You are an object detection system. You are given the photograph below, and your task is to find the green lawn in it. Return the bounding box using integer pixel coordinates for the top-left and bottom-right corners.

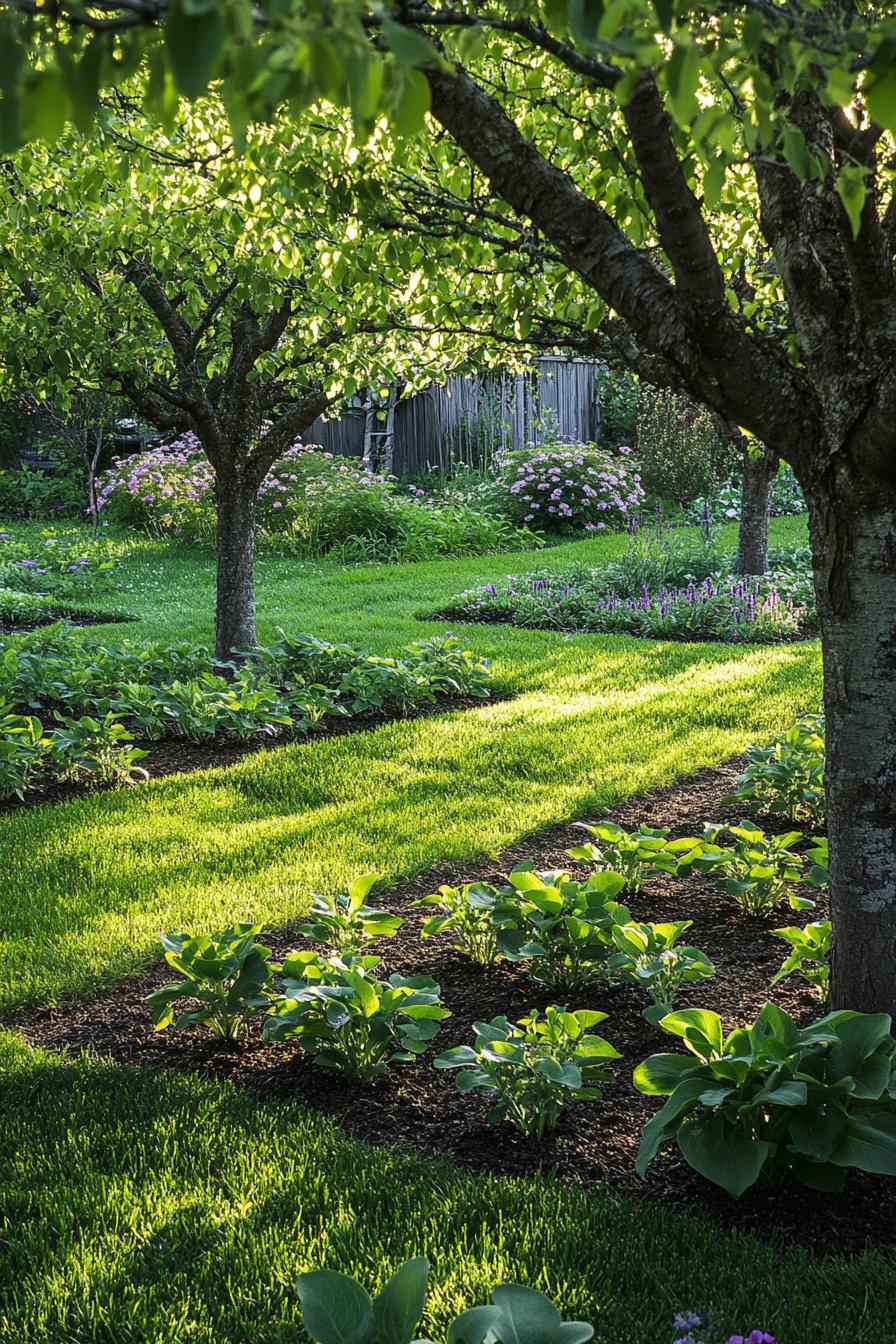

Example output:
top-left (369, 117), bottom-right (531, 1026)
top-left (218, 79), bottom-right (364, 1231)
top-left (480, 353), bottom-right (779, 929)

top-left (3, 517), bottom-right (879, 1344)
top-left (0, 518), bottom-right (819, 1014)
top-left (0, 1033), bottom-right (892, 1344)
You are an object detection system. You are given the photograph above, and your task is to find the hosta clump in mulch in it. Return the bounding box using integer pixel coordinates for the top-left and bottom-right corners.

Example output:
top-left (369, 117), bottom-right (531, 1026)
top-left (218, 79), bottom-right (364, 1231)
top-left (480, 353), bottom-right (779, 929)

top-left (16, 761), bottom-right (893, 1256)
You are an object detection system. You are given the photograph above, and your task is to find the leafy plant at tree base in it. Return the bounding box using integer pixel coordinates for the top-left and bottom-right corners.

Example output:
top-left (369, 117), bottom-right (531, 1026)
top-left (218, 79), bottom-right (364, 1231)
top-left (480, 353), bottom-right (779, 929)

top-left (635, 1004), bottom-right (896, 1197)
top-left (725, 714), bottom-right (825, 824)
top-left (569, 820), bottom-right (701, 895)
top-left (773, 920), bottom-right (831, 999)
top-left (299, 875), bottom-right (402, 953)
top-left (417, 882), bottom-right (502, 965)
top-left (146, 924), bottom-right (277, 1040)
top-left (606, 922), bottom-right (715, 1023)
top-left (49, 711), bottom-right (148, 785)
top-left (295, 1256), bottom-right (594, 1344)
top-left (263, 952), bottom-right (450, 1082)
top-left (435, 1006), bottom-right (619, 1138)
top-left (679, 825), bottom-right (815, 916)
top-left (492, 864), bottom-right (630, 992)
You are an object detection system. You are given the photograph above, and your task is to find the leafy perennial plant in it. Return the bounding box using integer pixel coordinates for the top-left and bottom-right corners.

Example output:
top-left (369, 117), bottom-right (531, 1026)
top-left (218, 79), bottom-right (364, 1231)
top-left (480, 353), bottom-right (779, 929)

top-left (435, 1006), bottom-right (620, 1138)
top-left (635, 1004), bottom-right (896, 1197)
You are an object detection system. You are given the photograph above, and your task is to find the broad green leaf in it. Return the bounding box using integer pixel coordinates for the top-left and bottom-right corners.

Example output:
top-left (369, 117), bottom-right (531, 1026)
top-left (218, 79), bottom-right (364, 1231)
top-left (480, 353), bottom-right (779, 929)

top-left (372, 1258), bottom-right (429, 1344)
top-left (295, 1269), bottom-right (375, 1344)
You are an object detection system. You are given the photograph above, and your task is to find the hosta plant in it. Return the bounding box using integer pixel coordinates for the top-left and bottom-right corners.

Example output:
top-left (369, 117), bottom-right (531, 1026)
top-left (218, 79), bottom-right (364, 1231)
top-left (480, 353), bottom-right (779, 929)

top-left (492, 865), bottom-right (630, 991)
top-left (435, 1006), bottom-right (619, 1138)
top-left (725, 714), bottom-right (825, 824)
top-left (635, 1003), bottom-right (896, 1197)
top-left (607, 921), bottom-right (715, 1023)
top-left (49, 712), bottom-right (148, 784)
top-left (263, 952), bottom-right (450, 1082)
top-left (0, 706), bottom-right (50, 799)
top-left (569, 821), bottom-right (701, 895)
top-left (299, 875), bottom-right (402, 953)
top-left (417, 881), bottom-right (502, 965)
top-left (295, 1257), bottom-right (593, 1344)
top-left (773, 920), bottom-right (831, 998)
top-left (679, 824), bottom-right (815, 915)
top-left (146, 924), bottom-right (277, 1039)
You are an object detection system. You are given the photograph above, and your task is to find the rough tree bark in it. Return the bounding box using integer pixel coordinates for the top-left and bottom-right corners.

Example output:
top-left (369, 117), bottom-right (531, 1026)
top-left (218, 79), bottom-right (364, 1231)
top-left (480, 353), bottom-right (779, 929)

top-left (808, 487), bottom-right (896, 1012)
top-left (735, 447), bottom-right (779, 576)
top-left (214, 464), bottom-right (260, 658)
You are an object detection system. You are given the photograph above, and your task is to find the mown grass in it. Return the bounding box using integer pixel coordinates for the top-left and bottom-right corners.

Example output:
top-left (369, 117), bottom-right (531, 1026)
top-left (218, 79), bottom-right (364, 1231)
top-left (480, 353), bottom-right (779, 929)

top-left (0, 519), bottom-right (819, 1014)
top-left (0, 1033), bottom-right (891, 1344)
top-left (0, 517), bottom-right (852, 1344)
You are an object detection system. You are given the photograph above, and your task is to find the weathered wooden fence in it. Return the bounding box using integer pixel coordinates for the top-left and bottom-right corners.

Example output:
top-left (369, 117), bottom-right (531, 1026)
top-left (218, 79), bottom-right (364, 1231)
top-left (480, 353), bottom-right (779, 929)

top-left (305, 356), bottom-right (601, 476)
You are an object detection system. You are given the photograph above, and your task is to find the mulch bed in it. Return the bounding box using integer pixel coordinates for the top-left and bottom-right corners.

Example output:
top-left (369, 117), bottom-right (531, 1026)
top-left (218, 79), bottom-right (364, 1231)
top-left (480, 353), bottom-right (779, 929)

top-left (0, 693), bottom-right (493, 816)
top-left (14, 759), bottom-right (893, 1258)
top-left (2, 609), bottom-right (136, 633)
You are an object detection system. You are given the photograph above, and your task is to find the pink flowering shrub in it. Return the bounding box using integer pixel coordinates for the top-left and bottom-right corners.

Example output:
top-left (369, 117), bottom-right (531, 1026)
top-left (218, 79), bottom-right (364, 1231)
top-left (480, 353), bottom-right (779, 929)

top-left (496, 440), bottom-right (645, 534)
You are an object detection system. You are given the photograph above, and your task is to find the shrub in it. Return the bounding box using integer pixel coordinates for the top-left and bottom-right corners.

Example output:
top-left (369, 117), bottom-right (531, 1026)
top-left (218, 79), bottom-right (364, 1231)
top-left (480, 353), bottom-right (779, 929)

top-left (146, 924), bottom-right (277, 1039)
top-left (435, 1006), bottom-right (619, 1138)
top-left (495, 440), bottom-right (644, 534)
top-left (679, 824), bottom-right (815, 916)
top-left (634, 1003), bottom-right (896, 1197)
top-left (97, 438), bottom-right (534, 561)
top-left (418, 882), bottom-right (502, 965)
top-left (636, 387), bottom-right (738, 504)
top-left (0, 464), bottom-right (83, 519)
top-left (688, 463), bottom-right (806, 525)
top-left (299, 875), bottom-right (403, 953)
top-left (295, 1257), bottom-right (594, 1344)
top-left (569, 821), bottom-right (701, 895)
top-left (772, 920), bottom-right (831, 998)
top-left (492, 864), bottom-right (630, 991)
top-left (263, 952), bottom-right (450, 1082)
top-left (725, 713), bottom-right (825, 823)
top-left (606, 921), bottom-right (715, 1022)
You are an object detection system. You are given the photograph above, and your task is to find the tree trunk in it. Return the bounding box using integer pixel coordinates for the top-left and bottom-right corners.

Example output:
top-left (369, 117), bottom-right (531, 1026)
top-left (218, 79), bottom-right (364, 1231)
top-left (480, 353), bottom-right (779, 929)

top-left (809, 493), bottom-right (896, 1014)
top-left (735, 447), bottom-right (778, 575)
top-left (214, 469), bottom-right (258, 660)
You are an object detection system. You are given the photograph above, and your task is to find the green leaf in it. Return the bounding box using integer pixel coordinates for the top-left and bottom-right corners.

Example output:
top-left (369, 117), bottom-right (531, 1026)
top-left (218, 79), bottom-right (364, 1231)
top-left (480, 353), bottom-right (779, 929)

top-left (678, 1116), bottom-right (769, 1196)
top-left (165, 0), bottom-right (225, 100)
top-left (372, 1258), bottom-right (429, 1344)
top-left (865, 68), bottom-right (896, 132)
top-left (633, 1052), bottom-right (700, 1095)
top-left (830, 1113), bottom-right (896, 1175)
top-left (295, 1269), bottom-right (375, 1344)
top-left (835, 163), bottom-right (867, 240)
top-left (394, 70), bottom-right (431, 138)
top-left (381, 17), bottom-right (438, 67)
top-left (666, 44), bottom-right (700, 125)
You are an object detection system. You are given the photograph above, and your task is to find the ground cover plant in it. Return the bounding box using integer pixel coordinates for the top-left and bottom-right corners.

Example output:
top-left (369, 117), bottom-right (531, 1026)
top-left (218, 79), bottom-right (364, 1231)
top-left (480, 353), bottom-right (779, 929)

top-left (444, 558), bottom-right (814, 646)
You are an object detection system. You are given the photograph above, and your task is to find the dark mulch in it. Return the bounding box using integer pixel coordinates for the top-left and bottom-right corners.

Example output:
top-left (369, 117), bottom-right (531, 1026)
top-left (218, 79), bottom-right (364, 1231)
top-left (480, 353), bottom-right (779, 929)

top-left (14, 760), bottom-right (891, 1258)
top-left (434, 608), bottom-right (820, 645)
top-left (0, 693), bottom-right (494, 816)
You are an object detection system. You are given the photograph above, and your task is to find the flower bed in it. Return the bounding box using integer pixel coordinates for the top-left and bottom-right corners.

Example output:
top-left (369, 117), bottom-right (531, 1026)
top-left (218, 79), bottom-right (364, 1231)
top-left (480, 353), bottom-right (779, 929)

top-left (95, 436), bottom-right (535, 561)
top-left (441, 555), bottom-right (816, 645)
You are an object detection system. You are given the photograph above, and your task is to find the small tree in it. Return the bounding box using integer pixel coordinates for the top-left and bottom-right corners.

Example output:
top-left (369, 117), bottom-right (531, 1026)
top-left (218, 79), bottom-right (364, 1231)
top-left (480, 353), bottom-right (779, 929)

top-left (1, 98), bottom-right (497, 656)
